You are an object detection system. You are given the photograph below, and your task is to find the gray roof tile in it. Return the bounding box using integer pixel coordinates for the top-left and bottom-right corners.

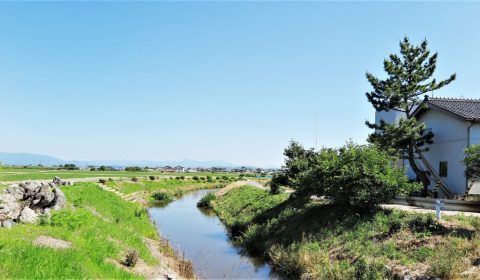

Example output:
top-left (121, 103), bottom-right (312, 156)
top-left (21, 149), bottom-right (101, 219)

top-left (427, 97), bottom-right (480, 121)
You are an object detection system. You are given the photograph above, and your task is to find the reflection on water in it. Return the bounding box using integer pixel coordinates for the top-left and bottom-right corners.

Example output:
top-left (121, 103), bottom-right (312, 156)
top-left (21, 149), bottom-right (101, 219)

top-left (148, 189), bottom-right (279, 279)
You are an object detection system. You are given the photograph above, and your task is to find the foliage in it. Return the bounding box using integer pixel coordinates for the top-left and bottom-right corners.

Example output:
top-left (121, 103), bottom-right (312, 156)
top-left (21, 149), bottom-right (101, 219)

top-left (151, 192), bottom-right (173, 202)
top-left (365, 37), bottom-right (456, 194)
top-left (196, 192), bottom-right (216, 208)
top-left (131, 177), bottom-right (139, 182)
top-left (125, 166), bottom-right (142, 172)
top-left (98, 178), bottom-right (107, 185)
top-left (463, 144), bottom-right (480, 178)
top-left (58, 164), bottom-right (79, 170)
top-left (270, 141), bottom-right (316, 192)
top-left (299, 142), bottom-right (420, 209)
top-left (123, 250), bottom-right (139, 267)
top-left (149, 175), bottom-right (156, 180)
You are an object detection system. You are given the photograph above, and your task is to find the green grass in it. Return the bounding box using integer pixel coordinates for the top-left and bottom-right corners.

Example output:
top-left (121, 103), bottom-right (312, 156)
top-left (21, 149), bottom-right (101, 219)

top-left (213, 186), bottom-right (480, 279)
top-left (0, 166), bottom-right (240, 182)
top-left (0, 182), bottom-right (160, 279)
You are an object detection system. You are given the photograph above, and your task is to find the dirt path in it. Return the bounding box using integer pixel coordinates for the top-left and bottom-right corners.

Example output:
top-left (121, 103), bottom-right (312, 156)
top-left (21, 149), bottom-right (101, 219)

top-left (215, 180), bottom-right (267, 196)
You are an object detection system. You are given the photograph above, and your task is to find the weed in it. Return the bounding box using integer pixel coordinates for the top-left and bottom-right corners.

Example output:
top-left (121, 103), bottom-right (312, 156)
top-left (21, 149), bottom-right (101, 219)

top-left (197, 192), bottom-right (216, 208)
top-left (123, 249), bottom-right (139, 267)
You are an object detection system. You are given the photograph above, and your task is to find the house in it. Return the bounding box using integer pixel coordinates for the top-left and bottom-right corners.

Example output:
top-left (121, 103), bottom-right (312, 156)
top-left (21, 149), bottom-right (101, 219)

top-left (376, 97), bottom-right (480, 196)
top-left (174, 166), bottom-right (185, 172)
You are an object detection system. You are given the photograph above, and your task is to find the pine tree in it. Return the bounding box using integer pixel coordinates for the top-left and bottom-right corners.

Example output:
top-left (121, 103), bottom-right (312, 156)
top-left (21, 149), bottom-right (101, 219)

top-left (365, 37), bottom-right (456, 196)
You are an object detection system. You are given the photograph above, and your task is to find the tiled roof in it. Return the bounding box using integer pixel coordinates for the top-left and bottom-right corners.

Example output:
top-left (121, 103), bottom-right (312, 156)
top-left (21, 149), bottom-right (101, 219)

top-left (426, 97), bottom-right (480, 121)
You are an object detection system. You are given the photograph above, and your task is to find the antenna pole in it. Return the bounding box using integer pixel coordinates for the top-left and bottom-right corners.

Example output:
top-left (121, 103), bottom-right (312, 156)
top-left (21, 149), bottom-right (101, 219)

top-left (315, 113), bottom-right (318, 151)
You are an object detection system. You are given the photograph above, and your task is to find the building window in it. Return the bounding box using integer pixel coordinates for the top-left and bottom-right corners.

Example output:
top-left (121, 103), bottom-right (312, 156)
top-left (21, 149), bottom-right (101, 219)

top-left (439, 161), bottom-right (448, 177)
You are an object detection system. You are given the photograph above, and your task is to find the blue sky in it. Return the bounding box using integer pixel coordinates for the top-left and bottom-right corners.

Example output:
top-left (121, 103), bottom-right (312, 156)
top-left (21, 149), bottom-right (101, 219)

top-left (0, 2), bottom-right (478, 167)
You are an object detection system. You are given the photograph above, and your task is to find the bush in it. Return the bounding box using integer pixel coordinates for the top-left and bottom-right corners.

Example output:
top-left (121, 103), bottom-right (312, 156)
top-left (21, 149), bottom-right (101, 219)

top-left (298, 142), bottom-right (421, 210)
top-left (123, 250), bottom-right (139, 267)
top-left (192, 176), bottom-right (199, 181)
top-left (149, 175), bottom-right (156, 181)
top-left (197, 192), bottom-right (216, 208)
top-left (98, 179), bottom-right (107, 185)
top-left (125, 166), bottom-right (142, 172)
top-left (180, 176), bottom-right (185, 180)
top-left (152, 192), bottom-right (173, 202)
top-left (131, 177), bottom-right (139, 182)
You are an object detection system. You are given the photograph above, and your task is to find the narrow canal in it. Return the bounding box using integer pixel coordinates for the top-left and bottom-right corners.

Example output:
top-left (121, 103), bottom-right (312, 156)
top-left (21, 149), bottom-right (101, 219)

top-left (148, 189), bottom-right (278, 279)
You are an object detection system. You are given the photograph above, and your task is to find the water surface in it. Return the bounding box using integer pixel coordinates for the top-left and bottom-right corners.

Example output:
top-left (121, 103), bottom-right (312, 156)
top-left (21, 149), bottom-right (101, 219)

top-left (149, 189), bottom-right (278, 279)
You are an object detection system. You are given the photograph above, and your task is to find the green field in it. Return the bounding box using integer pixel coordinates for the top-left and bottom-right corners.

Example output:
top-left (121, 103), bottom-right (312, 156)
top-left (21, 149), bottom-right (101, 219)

top-left (0, 166), bottom-right (240, 182)
top-left (0, 183), bottom-right (158, 279)
top-left (213, 186), bottom-right (480, 279)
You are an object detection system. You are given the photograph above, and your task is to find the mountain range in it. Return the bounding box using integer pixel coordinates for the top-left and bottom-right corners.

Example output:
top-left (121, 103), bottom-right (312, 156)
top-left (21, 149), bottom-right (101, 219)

top-left (0, 152), bottom-right (242, 168)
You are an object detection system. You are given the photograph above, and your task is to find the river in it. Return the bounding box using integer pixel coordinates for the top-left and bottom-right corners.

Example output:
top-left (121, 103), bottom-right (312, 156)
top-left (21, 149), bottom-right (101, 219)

top-left (148, 189), bottom-right (279, 279)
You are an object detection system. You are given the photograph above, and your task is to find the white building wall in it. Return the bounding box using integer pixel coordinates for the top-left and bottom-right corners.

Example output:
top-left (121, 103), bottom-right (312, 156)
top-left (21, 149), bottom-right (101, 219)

top-left (417, 110), bottom-right (469, 194)
top-left (375, 109), bottom-right (406, 125)
top-left (471, 124), bottom-right (480, 145)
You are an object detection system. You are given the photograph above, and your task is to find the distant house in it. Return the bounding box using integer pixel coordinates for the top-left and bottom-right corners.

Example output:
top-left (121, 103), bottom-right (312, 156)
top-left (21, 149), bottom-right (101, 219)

top-left (174, 166), bottom-right (185, 172)
top-left (376, 97), bottom-right (480, 196)
top-left (186, 168), bottom-right (198, 173)
top-left (212, 167), bottom-right (227, 172)
top-left (158, 166), bottom-right (175, 173)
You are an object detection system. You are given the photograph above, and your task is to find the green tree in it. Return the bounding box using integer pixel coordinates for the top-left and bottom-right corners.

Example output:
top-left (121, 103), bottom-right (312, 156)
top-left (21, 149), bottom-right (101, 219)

top-left (365, 37), bottom-right (456, 195)
top-left (299, 143), bottom-right (420, 209)
top-left (270, 141), bottom-right (316, 194)
top-left (463, 144), bottom-right (480, 185)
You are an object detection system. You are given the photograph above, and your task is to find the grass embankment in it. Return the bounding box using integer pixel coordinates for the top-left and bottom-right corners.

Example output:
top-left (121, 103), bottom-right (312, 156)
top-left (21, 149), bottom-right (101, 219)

top-left (0, 182), bottom-right (187, 279)
top-left (106, 179), bottom-right (219, 196)
top-left (214, 186), bottom-right (480, 279)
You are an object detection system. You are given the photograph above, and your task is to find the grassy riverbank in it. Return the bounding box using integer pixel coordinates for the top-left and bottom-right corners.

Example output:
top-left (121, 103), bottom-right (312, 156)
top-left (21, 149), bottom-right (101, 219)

top-left (213, 186), bottom-right (480, 279)
top-left (0, 182), bottom-right (193, 279)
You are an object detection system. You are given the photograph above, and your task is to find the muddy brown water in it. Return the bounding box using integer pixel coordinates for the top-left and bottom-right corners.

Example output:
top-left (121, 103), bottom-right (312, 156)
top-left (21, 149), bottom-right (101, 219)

top-left (148, 189), bottom-right (279, 279)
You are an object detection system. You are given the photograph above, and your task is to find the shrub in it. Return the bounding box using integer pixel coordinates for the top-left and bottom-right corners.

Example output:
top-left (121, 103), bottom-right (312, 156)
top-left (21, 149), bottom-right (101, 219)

top-left (108, 178), bottom-right (114, 182)
top-left (180, 176), bottom-right (185, 180)
top-left (149, 175), bottom-right (156, 181)
top-left (98, 179), bottom-right (107, 185)
top-left (152, 192), bottom-right (173, 202)
top-left (197, 192), bottom-right (216, 208)
top-left (298, 142), bottom-right (421, 210)
top-left (123, 250), bottom-right (139, 267)
top-left (131, 177), bottom-right (139, 182)
top-left (125, 166), bottom-right (142, 172)
top-left (192, 176), bottom-right (199, 181)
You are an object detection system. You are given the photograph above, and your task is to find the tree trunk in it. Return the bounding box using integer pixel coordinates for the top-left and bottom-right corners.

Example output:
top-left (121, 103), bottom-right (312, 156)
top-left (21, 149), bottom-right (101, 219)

top-left (407, 142), bottom-right (430, 196)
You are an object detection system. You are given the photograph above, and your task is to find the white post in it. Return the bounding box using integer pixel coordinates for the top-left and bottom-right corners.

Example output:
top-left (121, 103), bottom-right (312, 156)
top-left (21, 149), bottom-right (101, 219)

top-left (435, 199), bottom-right (445, 220)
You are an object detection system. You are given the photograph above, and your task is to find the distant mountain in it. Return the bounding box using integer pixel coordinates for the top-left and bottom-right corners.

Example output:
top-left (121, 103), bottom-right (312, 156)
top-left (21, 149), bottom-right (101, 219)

top-left (0, 152), bottom-right (242, 168)
top-left (0, 152), bottom-right (64, 166)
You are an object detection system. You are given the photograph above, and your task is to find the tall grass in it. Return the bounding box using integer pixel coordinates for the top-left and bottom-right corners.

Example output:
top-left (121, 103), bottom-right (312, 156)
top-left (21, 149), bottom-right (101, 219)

top-left (213, 186), bottom-right (480, 279)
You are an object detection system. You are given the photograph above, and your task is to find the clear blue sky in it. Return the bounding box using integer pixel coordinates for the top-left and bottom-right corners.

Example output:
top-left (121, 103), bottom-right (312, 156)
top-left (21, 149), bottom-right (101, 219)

top-left (0, 2), bottom-right (478, 167)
